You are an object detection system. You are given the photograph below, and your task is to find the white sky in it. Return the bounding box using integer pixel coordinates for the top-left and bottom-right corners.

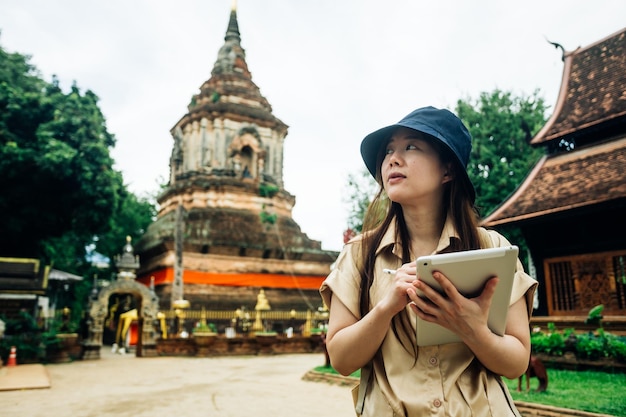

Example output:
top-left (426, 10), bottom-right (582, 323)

top-left (1, 1), bottom-right (625, 252)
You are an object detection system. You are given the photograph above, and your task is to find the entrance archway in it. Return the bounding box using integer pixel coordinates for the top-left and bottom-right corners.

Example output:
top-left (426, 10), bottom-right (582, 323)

top-left (83, 279), bottom-right (159, 359)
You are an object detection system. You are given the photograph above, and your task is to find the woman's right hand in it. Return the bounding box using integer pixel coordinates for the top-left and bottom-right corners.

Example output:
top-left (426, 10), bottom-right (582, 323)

top-left (326, 261), bottom-right (418, 375)
top-left (378, 261), bottom-right (418, 315)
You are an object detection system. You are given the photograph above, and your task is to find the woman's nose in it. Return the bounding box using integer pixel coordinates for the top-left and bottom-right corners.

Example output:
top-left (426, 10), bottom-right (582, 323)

top-left (388, 151), bottom-right (401, 166)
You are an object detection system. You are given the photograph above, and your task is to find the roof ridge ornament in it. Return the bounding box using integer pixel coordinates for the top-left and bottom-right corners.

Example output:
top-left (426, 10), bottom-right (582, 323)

top-left (545, 36), bottom-right (565, 62)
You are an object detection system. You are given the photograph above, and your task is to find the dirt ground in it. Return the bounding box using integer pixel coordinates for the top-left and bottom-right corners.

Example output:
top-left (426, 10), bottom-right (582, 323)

top-left (1, 348), bottom-right (356, 417)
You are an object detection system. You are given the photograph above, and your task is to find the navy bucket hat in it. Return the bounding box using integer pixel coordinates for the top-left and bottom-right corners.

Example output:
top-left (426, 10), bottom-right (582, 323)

top-left (360, 106), bottom-right (475, 202)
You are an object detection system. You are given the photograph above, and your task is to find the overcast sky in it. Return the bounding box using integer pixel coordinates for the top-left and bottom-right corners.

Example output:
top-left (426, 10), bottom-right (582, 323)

top-left (2, 1), bottom-right (625, 252)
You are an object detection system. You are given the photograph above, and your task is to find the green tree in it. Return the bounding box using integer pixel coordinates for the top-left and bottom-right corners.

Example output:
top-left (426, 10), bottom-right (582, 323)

top-left (0, 43), bottom-right (157, 329)
top-left (0, 44), bottom-right (157, 264)
top-left (41, 189), bottom-right (156, 274)
top-left (93, 189), bottom-right (156, 264)
top-left (0, 44), bottom-right (122, 259)
top-left (456, 89), bottom-right (548, 217)
top-left (343, 169), bottom-right (378, 234)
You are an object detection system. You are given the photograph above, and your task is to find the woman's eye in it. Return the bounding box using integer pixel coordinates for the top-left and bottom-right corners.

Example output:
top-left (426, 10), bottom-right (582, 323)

top-left (385, 148), bottom-right (394, 155)
top-left (407, 144), bottom-right (418, 150)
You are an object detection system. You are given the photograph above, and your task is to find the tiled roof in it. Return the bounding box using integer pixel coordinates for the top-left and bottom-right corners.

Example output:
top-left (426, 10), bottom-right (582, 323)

top-left (531, 27), bottom-right (626, 145)
top-left (482, 27), bottom-right (626, 227)
top-left (482, 136), bottom-right (626, 226)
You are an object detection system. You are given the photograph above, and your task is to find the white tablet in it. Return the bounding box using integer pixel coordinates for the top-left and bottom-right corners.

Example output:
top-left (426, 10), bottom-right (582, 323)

top-left (415, 245), bottom-right (519, 346)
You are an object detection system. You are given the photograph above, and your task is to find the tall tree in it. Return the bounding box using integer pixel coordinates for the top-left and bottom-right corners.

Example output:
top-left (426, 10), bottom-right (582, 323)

top-left (456, 89), bottom-right (548, 217)
top-left (0, 44), bottom-right (120, 259)
top-left (343, 169), bottom-right (379, 235)
top-left (93, 189), bottom-right (156, 264)
top-left (0, 43), bottom-right (157, 332)
top-left (0, 43), bottom-right (154, 273)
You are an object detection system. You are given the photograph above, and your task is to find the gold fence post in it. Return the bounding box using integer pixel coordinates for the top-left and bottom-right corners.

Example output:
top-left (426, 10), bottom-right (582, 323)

top-left (303, 310), bottom-right (312, 336)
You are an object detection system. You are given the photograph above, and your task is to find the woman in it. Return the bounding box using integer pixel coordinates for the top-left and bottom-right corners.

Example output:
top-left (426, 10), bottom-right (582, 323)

top-left (320, 106), bottom-right (537, 416)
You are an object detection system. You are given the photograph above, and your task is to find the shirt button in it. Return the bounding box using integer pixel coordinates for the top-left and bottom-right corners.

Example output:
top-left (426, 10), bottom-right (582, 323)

top-left (433, 399), bottom-right (442, 408)
top-left (428, 356), bottom-right (438, 366)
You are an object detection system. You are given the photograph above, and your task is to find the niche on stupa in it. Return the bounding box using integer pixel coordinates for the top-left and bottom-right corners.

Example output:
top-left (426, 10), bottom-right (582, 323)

top-left (228, 126), bottom-right (266, 180)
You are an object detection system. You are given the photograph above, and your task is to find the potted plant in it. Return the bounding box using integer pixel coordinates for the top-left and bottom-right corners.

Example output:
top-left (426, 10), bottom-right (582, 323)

top-left (253, 331), bottom-right (277, 354)
top-left (192, 321), bottom-right (217, 336)
top-left (44, 314), bottom-right (80, 363)
top-left (193, 322), bottom-right (217, 356)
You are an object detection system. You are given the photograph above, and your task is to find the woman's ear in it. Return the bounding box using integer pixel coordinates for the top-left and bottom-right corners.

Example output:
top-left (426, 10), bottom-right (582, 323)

top-left (442, 163), bottom-right (455, 184)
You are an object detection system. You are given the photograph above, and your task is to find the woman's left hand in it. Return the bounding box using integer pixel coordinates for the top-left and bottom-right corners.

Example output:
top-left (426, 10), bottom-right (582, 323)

top-left (407, 271), bottom-right (499, 339)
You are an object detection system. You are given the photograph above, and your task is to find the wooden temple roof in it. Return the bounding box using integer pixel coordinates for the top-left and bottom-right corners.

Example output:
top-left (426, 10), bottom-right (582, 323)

top-left (482, 27), bottom-right (626, 227)
top-left (482, 137), bottom-right (626, 226)
top-left (531, 27), bottom-right (626, 146)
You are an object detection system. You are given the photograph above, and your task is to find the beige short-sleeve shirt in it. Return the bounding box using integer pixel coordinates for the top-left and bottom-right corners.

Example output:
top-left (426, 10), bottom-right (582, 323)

top-left (320, 217), bottom-right (537, 417)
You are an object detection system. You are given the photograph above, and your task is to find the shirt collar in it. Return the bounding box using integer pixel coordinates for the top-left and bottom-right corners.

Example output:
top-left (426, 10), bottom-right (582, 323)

top-left (375, 213), bottom-right (460, 258)
top-left (436, 214), bottom-right (459, 252)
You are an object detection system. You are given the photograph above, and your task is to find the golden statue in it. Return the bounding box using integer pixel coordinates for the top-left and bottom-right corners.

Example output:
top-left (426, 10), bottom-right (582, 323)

top-left (253, 289), bottom-right (271, 332)
top-left (254, 289), bottom-right (271, 311)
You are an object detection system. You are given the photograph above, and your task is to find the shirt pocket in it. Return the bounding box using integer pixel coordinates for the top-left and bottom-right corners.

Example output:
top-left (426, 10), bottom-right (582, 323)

top-left (361, 383), bottom-right (398, 416)
top-left (455, 370), bottom-right (519, 417)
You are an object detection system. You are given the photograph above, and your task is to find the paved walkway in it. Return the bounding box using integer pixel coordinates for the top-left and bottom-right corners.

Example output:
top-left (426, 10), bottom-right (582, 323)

top-left (0, 364), bottom-right (51, 391)
top-left (0, 349), bottom-right (355, 417)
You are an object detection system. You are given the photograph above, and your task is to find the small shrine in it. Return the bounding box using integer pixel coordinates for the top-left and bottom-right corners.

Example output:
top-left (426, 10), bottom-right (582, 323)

top-left (83, 237), bottom-right (160, 359)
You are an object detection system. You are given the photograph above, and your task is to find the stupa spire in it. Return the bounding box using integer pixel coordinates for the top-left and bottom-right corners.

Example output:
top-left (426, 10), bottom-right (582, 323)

top-left (212, 2), bottom-right (247, 76)
top-left (225, 1), bottom-right (241, 43)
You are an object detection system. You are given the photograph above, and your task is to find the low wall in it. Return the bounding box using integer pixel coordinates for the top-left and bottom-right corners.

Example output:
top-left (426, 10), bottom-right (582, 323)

top-left (534, 353), bottom-right (626, 373)
top-left (156, 334), bottom-right (326, 357)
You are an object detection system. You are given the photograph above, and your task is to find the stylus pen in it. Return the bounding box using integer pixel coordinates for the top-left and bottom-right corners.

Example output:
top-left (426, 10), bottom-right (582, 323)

top-left (382, 268), bottom-right (397, 274)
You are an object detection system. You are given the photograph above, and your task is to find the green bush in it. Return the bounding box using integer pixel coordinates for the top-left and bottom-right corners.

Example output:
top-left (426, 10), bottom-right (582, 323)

top-left (259, 183), bottom-right (279, 198)
top-left (608, 337), bottom-right (626, 362)
top-left (531, 322), bottom-right (626, 363)
top-left (0, 311), bottom-right (46, 362)
top-left (260, 210), bottom-right (277, 225)
top-left (575, 332), bottom-right (607, 360)
top-left (0, 311), bottom-right (75, 363)
top-left (531, 323), bottom-right (572, 356)
top-left (193, 322), bottom-right (217, 333)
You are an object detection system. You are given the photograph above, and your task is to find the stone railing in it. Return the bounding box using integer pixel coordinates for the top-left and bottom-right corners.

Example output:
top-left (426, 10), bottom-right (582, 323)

top-left (160, 308), bottom-right (328, 338)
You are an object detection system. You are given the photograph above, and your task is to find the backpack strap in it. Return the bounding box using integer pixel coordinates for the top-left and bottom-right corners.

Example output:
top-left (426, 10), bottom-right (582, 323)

top-left (355, 362), bottom-right (372, 415)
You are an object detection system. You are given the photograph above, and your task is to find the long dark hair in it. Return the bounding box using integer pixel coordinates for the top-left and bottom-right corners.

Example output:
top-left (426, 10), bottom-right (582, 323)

top-left (358, 133), bottom-right (481, 356)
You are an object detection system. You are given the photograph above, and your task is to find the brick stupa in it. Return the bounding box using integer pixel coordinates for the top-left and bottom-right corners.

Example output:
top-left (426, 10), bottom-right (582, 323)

top-left (135, 5), bottom-right (339, 312)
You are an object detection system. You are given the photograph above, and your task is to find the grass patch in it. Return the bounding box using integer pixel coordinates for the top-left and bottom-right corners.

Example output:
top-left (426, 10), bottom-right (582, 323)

top-left (313, 365), bottom-right (361, 379)
top-left (504, 369), bottom-right (626, 417)
top-left (313, 366), bottom-right (626, 416)
top-left (313, 365), bottom-right (360, 379)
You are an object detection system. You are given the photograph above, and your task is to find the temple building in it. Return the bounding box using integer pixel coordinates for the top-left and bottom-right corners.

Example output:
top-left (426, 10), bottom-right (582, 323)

top-left (482, 27), bottom-right (626, 319)
top-left (134, 5), bottom-right (339, 313)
